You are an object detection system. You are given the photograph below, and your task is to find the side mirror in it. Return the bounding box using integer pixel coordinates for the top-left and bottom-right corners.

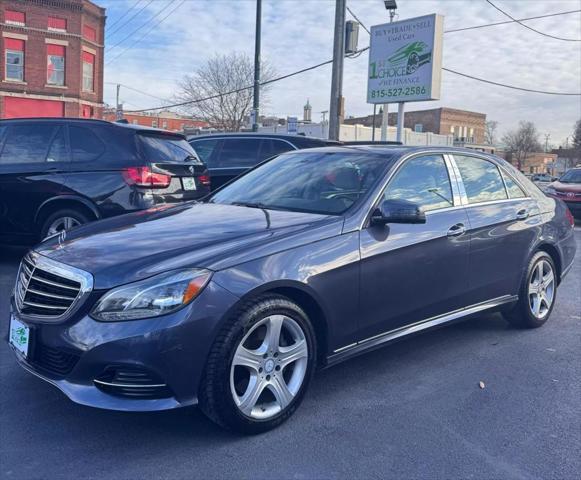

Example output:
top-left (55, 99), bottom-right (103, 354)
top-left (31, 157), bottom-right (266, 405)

top-left (370, 198), bottom-right (426, 226)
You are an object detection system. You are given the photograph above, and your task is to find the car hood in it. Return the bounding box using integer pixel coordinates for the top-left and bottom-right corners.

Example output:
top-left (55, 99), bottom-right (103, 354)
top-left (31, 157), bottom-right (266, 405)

top-left (551, 181), bottom-right (581, 193)
top-left (35, 203), bottom-right (342, 289)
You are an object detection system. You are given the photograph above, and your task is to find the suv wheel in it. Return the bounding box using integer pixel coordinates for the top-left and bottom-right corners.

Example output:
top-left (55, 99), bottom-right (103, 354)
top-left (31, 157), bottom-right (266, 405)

top-left (199, 295), bottom-right (316, 434)
top-left (40, 209), bottom-right (90, 240)
top-left (504, 251), bottom-right (557, 328)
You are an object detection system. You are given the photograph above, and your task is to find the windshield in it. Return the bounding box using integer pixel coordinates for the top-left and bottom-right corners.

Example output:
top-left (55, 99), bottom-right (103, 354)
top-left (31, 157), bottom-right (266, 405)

top-left (559, 169), bottom-right (581, 183)
top-left (209, 151), bottom-right (392, 215)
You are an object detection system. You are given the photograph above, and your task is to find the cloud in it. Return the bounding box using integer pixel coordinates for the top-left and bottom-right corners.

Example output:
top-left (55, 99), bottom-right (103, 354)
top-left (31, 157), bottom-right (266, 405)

top-left (100, 0), bottom-right (581, 144)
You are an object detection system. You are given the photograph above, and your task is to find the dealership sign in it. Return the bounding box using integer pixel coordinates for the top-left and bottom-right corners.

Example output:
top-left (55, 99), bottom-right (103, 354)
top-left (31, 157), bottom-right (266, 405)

top-left (367, 14), bottom-right (444, 104)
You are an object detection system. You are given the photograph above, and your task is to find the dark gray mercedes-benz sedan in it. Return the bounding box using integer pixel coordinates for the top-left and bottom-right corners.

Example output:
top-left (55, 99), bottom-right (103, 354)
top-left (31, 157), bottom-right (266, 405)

top-left (8, 146), bottom-right (577, 433)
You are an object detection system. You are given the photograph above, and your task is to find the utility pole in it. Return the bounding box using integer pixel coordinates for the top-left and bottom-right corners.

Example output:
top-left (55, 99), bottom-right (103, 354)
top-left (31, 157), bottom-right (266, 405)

top-left (252, 0), bottom-right (262, 132)
top-left (115, 84), bottom-right (122, 120)
top-left (329, 0), bottom-right (346, 140)
top-left (544, 133), bottom-right (550, 152)
top-left (380, 1), bottom-right (398, 142)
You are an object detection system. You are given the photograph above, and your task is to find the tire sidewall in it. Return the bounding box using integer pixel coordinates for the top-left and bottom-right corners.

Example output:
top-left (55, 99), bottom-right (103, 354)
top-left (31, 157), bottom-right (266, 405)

top-left (519, 252), bottom-right (557, 328)
top-left (206, 295), bottom-right (317, 434)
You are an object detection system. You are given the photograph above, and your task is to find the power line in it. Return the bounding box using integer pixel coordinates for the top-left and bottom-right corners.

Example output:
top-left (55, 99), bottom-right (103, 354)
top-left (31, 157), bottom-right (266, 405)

top-left (106, 0), bottom-right (186, 65)
top-left (104, 82), bottom-right (172, 103)
top-left (346, 6), bottom-right (370, 35)
top-left (484, 0), bottom-right (581, 41)
top-left (445, 9), bottom-right (581, 33)
top-left (107, 0), bottom-right (176, 51)
top-left (106, 0), bottom-right (143, 31)
top-left (106, 0), bottom-right (154, 39)
top-left (442, 68), bottom-right (581, 96)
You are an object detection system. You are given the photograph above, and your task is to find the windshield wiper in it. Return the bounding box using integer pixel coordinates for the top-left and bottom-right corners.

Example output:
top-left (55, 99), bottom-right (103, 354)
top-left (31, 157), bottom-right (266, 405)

top-left (230, 201), bottom-right (284, 211)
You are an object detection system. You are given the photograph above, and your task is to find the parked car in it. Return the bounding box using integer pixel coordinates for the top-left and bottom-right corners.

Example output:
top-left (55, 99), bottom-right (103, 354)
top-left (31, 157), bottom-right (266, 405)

top-left (545, 167), bottom-right (581, 218)
top-left (531, 173), bottom-right (557, 183)
top-left (189, 133), bottom-right (338, 189)
top-left (0, 118), bottom-right (210, 243)
top-left (9, 146), bottom-right (576, 434)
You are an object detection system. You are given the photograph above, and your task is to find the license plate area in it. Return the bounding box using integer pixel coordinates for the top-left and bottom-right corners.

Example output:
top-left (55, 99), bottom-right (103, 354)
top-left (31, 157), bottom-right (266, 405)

top-left (9, 315), bottom-right (30, 358)
top-left (182, 177), bottom-right (197, 191)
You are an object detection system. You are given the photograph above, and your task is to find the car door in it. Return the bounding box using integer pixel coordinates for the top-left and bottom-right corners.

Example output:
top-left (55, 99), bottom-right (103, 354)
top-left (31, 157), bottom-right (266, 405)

top-left (358, 153), bottom-right (471, 340)
top-left (0, 122), bottom-right (69, 237)
top-left (450, 154), bottom-right (541, 305)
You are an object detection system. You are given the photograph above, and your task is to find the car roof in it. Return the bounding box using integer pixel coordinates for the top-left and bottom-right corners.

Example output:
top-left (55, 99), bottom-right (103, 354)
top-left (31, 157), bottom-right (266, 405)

top-left (188, 132), bottom-right (337, 143)
top-left (0, 117), bottom-right (186, 138)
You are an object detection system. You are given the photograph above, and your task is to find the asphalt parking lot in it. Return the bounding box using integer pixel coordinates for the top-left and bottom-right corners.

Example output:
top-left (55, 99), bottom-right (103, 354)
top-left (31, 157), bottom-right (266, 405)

top-left (1, 229), bottom-right (580, 480)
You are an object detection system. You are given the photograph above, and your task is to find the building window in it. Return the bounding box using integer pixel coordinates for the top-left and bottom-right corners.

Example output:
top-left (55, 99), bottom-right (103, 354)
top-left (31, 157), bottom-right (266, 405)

top-left (83, 25), bottom-right (97, 42)
top-left (132, 120), bottom-right (138, 125)
top-left (5, 39), bottom-right (25, 82)
top-left (162, 120), bottom-right (168, 129)
top-left (152, 120), bottom-right (158, 127)
top-left (47, 45), bottom-right (65, 86)
top-left (450, 125), bottom-right (455, 135)
top-left (414, 124), bottom-right (423, 133)
top-left (82, 52), bottom-right (95, 92)
top-left (48, 17), bottom-right (67, 32)
top-left (81, 105), bottom-right (93, 118)
top-left (5, 10), bottom-right (25, 26)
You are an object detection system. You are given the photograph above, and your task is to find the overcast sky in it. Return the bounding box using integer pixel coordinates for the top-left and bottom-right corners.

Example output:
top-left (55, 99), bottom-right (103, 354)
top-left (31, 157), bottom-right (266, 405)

top-left (100, 0), bottom-right (581, 146)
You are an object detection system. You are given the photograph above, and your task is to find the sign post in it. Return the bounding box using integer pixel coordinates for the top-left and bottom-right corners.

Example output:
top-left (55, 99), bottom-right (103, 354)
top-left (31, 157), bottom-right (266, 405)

top-left (367, 14), bottom-right (444, 143)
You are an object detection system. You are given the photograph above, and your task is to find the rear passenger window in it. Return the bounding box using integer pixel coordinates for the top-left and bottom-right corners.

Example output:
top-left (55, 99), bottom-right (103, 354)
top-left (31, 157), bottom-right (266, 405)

top-left (70, 126), bottom-right (105, 162)
top-left (260, 139), bottom-right (294, 160)
top-left (383, 155), bottom-right (453, 211)
top-left (0, 124), bottom-right (57, 163)
top-left (455, 156), bottom-right (508, 204)
top-left (190, 139), bottom-right (220, 166)
top-left (46, 127), bottom-right (67, 162)
top-left (502, 171), bottom-right (526, 199)
top-left (219, 139), bottom-right (261, 167)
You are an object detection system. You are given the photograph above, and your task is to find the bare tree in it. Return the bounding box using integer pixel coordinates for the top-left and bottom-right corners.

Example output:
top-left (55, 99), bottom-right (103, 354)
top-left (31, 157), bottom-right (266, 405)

top-left (175, 52), bottom-right (276, 132)
top-left (502, 121), bottom-right (542, 171)
top-left (484, 120), bottom-right (498, 145)
top-left (573, 119), bottom-right (581, 151)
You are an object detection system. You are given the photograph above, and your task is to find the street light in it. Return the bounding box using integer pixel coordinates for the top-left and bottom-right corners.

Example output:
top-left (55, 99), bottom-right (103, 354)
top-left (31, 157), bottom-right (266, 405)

top-left (384, 0), bottom-right (397, 22)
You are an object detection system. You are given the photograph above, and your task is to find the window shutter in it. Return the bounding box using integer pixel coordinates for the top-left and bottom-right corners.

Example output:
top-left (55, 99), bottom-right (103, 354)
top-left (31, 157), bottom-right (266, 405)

top-left (48, 17), bottom-right (67, 30)
top-left (5, 38), bottom-right (25, 51)
top-left (5, 10), bottom-right (25, 24)
top-left (47, 45), bottom-right (65, 56)
top-left (83, 25), bottom-right (97, 41)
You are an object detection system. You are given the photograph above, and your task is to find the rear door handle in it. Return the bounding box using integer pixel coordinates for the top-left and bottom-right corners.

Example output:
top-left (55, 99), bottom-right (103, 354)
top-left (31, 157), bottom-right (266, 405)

top-left (447, 223), bottom-right (466, 237)
top-left (516, 209), bottom-right (529, 220)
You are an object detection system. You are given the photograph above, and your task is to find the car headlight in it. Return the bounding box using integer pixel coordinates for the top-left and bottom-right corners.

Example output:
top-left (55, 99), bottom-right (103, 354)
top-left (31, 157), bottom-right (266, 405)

top-left (91, 269), bottom-right (212, 321)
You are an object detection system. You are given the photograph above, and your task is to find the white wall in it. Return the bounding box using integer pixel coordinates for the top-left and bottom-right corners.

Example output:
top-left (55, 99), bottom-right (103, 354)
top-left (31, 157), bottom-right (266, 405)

top-left (258, 122), bottom-right (453, 146)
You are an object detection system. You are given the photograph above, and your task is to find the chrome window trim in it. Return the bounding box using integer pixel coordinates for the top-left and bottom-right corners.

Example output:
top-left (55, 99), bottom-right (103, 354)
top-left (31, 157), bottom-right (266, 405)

top-left (356, 150), bottom-right (460, 230)
top-left (14, 251), bottom-right (94, 323)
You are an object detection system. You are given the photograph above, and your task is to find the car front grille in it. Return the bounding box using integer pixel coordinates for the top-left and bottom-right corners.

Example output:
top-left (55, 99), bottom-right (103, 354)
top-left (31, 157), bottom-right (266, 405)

top-left (15, 253), bottom-right (93, 320)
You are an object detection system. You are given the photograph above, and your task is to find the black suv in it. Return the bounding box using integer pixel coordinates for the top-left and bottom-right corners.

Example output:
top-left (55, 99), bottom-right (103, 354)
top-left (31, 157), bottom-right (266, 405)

top-left (189, 133), bottom-right (337, 189)
top-left (0, 118), bottom-right (210, 244)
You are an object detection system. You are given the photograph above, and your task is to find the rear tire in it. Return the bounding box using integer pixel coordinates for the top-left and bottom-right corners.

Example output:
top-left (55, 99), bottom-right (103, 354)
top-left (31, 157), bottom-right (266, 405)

top-left (504, 251), bottom-right (557, 329)
top-left (199, 294), bottom-right (317, 434)
top-left (39, 208), bottom-right (90, 241)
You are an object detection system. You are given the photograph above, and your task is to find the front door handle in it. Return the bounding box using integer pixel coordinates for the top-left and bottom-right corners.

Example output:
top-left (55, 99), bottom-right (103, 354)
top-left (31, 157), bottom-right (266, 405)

top-left (516, 209), bottom-right (529, 220)
top-left (447, 223), bottom-right (466, 237)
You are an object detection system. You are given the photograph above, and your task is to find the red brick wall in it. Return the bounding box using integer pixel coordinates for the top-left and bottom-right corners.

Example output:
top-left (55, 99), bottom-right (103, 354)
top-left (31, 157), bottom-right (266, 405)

top-left (102, 111), bottom-right (210, 132)
top-left (0, 0), bottom-right (105, 118)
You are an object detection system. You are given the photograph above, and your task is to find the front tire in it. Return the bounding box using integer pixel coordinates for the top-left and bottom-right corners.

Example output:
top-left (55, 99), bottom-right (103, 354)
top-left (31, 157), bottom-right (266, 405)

top-left (199, 295), bottom-right (317, 434)
top-left (504, 251), bottom-right (557, 329)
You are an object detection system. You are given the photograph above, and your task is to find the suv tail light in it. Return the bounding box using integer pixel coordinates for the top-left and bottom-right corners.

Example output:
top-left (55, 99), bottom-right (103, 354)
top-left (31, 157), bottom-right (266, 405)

top-left (123, 167), bottom-right (171, 188)
top-left (565, 207), bottom-right (575, 228)
top-left (199, 174), bottom-right (211, 187)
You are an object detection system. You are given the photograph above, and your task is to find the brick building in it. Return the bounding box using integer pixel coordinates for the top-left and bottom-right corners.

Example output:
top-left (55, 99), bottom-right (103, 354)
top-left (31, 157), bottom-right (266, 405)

top-left (345, 107), bottom-right (487, 144)
top-left (102, 109), bottom-right (209, 132)
top-left (0, 0), bottom-right (105, 119)
top-left (499, 151), bottom-right (558, 174)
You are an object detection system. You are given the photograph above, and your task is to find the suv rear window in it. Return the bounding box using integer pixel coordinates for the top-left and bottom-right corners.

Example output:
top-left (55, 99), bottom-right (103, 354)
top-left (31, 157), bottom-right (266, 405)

top-left (0, 124), bottom-right (58, 164)
top-left (140, 135), bottom-right (200, 163)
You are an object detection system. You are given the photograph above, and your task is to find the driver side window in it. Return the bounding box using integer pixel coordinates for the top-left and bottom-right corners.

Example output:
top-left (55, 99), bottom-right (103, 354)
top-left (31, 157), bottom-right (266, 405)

top-left (382, 155), bottom-right (454, 212)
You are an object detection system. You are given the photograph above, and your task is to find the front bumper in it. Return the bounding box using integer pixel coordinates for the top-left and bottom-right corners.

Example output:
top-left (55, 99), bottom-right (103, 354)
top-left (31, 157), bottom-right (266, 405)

top-left (8, 280), bottom-right (240, 412)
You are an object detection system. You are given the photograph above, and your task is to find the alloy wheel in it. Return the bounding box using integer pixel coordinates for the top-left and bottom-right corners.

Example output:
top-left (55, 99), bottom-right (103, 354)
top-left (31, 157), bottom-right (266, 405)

top-left (46, 216), bottom-right (81, 238)
top-left (230, 314), bottom-right (309, 420)
top-left (528, 259), bottom-right (555, 319)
